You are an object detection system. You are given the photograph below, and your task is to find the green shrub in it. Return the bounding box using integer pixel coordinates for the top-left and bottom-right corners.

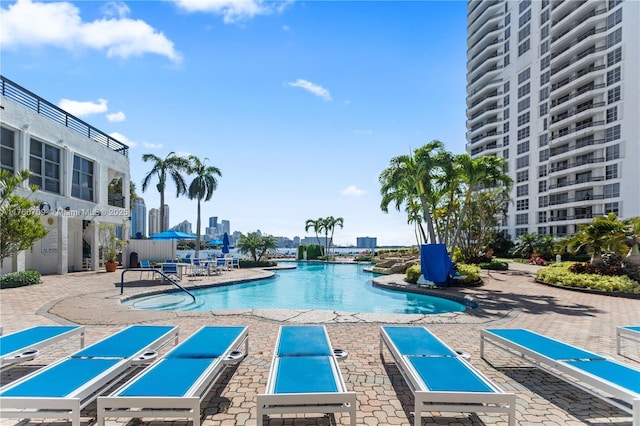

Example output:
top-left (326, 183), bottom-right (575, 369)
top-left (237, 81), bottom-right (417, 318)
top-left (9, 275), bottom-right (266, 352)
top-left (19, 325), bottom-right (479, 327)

top-left (405, 264), bottom-right (421, 283)
top-left (239, 259), bottom-right (276, 268)
top-left (478, 261), bottom-right (509, 270)
top-left (455, 263), bottom-right (480, 283)
top-left (536, 262), bottom-right (640, 294)
top-left (0, 270), bottom-right (41, 288)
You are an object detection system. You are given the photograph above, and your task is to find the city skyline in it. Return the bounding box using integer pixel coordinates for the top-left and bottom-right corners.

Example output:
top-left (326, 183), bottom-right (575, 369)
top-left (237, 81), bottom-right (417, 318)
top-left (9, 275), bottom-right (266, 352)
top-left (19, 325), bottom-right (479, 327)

top-left (0, 0), bottom-right (468, 247)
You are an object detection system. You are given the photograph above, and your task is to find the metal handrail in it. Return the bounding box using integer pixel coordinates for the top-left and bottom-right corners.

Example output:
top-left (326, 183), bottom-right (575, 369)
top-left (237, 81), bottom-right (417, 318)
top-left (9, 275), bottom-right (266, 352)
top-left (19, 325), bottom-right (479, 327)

top-left (120, 268), bottom-right (197, 303)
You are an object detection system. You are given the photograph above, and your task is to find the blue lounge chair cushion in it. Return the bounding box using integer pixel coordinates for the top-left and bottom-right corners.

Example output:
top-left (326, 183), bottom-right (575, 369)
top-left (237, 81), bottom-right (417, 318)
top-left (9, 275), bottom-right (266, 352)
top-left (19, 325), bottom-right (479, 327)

top-left (408, 356), bottom-right (495, 393)
top-left (167, 326), bottom-right (245, 359)
top-left (277, 326), bottom-right (331, 357)
top-left (0, 358), bottom-right (120, 397)
top-left (623, 326), bottom-right (640, 333)
top-left (382, 326), bottom-right (456, 356)
top-left (564, 359), bottom-right (640, 393)
top-left (485, 329), bottom-right (603, 361)
top-left (118, 358), bottom-right (215, 397)
top-left (0, 326), bottom-right (79, 356)
top-left (274, 356), bottom-right (338, 394)
top-left (74, 325), bottom-right (175, 358)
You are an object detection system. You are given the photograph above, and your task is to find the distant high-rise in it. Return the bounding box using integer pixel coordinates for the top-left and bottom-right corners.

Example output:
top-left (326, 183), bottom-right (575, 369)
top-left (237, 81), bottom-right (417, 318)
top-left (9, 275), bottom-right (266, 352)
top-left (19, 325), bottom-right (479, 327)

top-left (220, 220), bottom-right (231, 236)
top-left (162, 204), bottom-right (170, 231)
top-left (130, 197), bottom-right (146, 238)
top-left (356, 237), bottom-right (377, 250)
top-left (466, 0), bottom-right (639, 239)
top-left (173, 220), bottom-right (192, 235)
top-left (209, 216), bottom-right (218, 228)
top-left (148, 208), bottom-right (160, 236)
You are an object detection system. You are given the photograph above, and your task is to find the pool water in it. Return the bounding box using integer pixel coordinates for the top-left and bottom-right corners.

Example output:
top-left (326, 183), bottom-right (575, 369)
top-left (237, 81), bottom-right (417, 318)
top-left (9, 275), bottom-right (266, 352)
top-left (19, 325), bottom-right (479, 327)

top-left (125, 262), bottom-right (468, 314)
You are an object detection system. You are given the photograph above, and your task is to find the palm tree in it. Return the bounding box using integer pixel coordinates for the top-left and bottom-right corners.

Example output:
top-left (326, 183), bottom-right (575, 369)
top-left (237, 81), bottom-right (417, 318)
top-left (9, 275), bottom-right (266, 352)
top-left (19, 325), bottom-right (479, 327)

top-left (237, 233), bottom-right (277, 261)
top-left (449, 154), bottom-right (512, 254)
top-left (187, 155), bottom-right (222, 258)
top-left (623, 217), bottom-right (640, 266)
top-left (559, 213), bottom-right (627, 266)
top-left (305, 218), bottom-right (325, 248)
top-left (323, 216), bottom-right (344, 257)
top-left (141, 152), bottom-right (190, 232)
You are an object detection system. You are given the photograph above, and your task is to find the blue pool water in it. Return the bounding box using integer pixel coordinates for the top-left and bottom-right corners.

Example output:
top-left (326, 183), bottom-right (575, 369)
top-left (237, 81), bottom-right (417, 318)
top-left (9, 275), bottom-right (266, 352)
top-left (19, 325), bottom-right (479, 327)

top-left (125, 262), bottom-right (468, 314)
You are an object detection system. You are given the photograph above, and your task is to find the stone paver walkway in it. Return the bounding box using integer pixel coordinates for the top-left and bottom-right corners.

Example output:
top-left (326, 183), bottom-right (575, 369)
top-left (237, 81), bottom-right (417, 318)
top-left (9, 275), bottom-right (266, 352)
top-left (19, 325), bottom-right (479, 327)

top-left (1, 262), bottom-right (639, 426)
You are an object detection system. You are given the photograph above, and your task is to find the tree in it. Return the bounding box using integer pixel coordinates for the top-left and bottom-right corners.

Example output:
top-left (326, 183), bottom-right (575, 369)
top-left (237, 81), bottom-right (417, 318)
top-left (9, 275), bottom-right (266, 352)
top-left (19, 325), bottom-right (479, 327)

top-left (512, 232), bottom-right (541, 259)
top-left (141, 152), bottom-right (190, 232)
top-left (305, 218), bottom-right (325, 248)
top-left (187, 156), bottom-right (222, 258)
top-left (559, 213), bottom-right (627, 266)
top-left (0, 170), bottom-right (48, 266)
top-left (322, 216), bottom-right (344, 257)
top-left (237, 233), bottom-right (278, 261)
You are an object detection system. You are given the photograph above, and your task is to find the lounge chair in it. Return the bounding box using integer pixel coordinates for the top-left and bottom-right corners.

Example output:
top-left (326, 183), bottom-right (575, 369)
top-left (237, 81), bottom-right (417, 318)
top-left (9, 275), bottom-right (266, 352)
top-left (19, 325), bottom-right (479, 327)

top-left (97, 325), bottom-right (248, 426)
top-left (481, 328), bottom-right (640, 425)
top-left (1, 325), bottom-right (85, 370)
top-left (380, 326), bottom-right (515, 426)
top-left (617, 325), bottom-right (640, 357)
top-left (139, 259), bottom-right (153, 280)
top-left (161, 262), bottom-right (181, 281)
top-left (257, 325), bottom-right (356, 426)
top-left (0, 324), bottom-right (179, 426)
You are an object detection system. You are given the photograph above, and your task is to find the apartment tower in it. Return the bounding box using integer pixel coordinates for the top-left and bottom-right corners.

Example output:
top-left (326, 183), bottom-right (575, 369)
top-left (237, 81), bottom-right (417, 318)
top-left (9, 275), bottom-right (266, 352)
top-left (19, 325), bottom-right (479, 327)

top-left (466, 0), bottom-right (639, 240)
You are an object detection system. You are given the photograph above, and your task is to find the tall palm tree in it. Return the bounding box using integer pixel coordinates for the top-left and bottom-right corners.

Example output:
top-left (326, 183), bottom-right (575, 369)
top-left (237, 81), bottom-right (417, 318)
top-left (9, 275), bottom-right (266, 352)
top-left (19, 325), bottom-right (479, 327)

top-left (323, 216), bottom-right (344, 257)
top-left (187, 155), bottom-right (222, 258)
top-left (559, 213), bottom-right (628, 266)
top-left (449, 154), bottom-right (512, 254)
top-left (141, 152), bottom-right (190, 232)
top-left (305, 218), bottom-right (325, 249)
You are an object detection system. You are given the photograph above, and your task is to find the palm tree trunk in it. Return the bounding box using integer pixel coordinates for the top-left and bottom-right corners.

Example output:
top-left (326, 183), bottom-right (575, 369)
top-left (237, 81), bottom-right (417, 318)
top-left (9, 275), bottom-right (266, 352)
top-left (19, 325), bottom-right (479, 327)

top-left (195, 198), bottom-right (201, 258)
top-left (450, 193), bottom-right (472, 254)
top-left (159, 190), bottom-right (166, 232)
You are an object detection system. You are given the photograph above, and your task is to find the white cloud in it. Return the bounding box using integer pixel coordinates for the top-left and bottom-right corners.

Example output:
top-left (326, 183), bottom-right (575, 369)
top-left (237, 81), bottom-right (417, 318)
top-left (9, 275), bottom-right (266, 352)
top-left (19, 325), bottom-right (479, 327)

top-left (143, 142), bottom-right (164, 150)
top-left (342, 185), bottom-right (365, 197)
top-left (109, 131), bottom-right (137, 148)
top-left (282, 25), bottom-right (290, 31)
top-left (354, 129), bottom-right (373, 135)
top-left (58, 98), bottom-right (108, 117)
top-left (0, 0), bottom-right (181, 62)
top-left (287, 79), bottom-right (332, 101)
top-left (107, 111), bottom-right (126, 122)
top-left (172, 0), bottom-right (291, 24)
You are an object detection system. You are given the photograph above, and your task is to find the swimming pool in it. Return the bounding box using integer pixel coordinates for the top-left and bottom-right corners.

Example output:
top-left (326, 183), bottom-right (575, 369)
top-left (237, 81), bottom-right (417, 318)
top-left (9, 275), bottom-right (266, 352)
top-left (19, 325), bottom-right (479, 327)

top-left (125, 262), bottom-right (468, 314)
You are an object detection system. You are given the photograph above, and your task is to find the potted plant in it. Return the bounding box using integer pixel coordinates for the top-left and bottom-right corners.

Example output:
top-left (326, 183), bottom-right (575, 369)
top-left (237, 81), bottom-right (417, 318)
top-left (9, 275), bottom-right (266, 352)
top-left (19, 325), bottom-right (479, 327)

top-left (100, 223), bottom-right (126, 272)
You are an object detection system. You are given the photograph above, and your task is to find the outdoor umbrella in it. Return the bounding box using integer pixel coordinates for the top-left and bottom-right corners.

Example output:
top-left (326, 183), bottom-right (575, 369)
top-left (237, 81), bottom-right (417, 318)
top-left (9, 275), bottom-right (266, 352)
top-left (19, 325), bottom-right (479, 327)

top-left (150, 230), bottom-right (197, 240)
top-left (207, 239), bottom-right (223, 246)
top-left (222, 232), bottom-right (230, 254)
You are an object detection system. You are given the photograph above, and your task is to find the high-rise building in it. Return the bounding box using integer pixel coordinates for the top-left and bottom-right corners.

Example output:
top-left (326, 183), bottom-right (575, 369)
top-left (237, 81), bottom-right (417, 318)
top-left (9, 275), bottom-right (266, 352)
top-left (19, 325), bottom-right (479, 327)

top-left (148, 208), bottom-right (160, 236)
top-left (130, 197), bottom-right (146, 238)
top-left (466, 0), bottom-right (639, 240)
top-left (220, 220), bottom-right (231, 236)
top-left (173, 220), bottom-right (192, 235)
top-left (356, 237), bottom-right (377, 250)
top-left (162, 204), bottom-right (170, 231)
top-left (209, 216), bottom-right (218, 228)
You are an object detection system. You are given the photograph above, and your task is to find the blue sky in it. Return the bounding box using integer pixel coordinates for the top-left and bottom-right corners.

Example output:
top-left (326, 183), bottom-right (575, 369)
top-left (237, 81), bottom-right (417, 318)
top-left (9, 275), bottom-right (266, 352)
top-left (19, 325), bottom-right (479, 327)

top-left (1, 0), bottom-right (468, 246)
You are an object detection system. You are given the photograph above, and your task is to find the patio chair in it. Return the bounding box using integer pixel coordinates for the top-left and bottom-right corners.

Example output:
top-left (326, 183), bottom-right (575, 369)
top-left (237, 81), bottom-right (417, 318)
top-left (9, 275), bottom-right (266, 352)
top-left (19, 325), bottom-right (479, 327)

top-left (0, 324), bottom-right (179, 426)
top-left (161, 263), bottom-right (181, 281)
top-left (257, 325), bottom-right (356, 426)
top-left (617, 325), bottom-right (640, 357)
top-left (380, 326), bottom-right (515, 426)
top-left (191, 258), bottom-right (208, 277)
top-left (481, 328), bottom-right (640, 425)
top-left (139, 259), bottom-right (153, 280)
top-left (1, 325), bottom-right (85, 370)
top-left (97, 325), bottom-right (248, 426)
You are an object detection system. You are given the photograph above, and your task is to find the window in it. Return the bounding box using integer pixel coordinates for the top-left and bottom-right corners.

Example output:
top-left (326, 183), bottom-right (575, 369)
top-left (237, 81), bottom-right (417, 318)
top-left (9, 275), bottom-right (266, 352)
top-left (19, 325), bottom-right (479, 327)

top-left (542, 0), bottom-right (549, 8)
top-left (516, 213), bottom-right (528, 225)
top-left (540, 55), bottom-right (550, 70)
top-left (541, 9), bottom-right (550, 24)
top-left (539, 86), bottom-right (549, 101)
top-left (517, 112), bottom-right (530, 126)
top-left (516, 228), bottom-right (528, 238)
top-left (503, 81), bottom-right (510, 93)
top-left (517, 83), bottom-right (530, 98)
top-left (539, 195), bottom-right (548, 208)
top-left (606, 164), bottom-right (618, 180)
top-left (516, 170), bottom-right (529, 182)
top-left (540, 40), bottom-right (549, 55)
top-left (607, 8), bottom-right (622, 29)
top-left (607, 67), bottom-right (621, 85)
top-left (518, 39), bottom-right (530, 56)
top-left (517, 184), bottom-right (529, 197)
top-left (1, 127), bottom-right (15, 173)
top-left (606, 144), bottom-right (620, 160)
top-left (518, 24), bottom-right (530, 42)
top-left (605, 125), bottom-right (621, 142)
top-left (539, 149), bottom-right (549, 162)
top-left (576, 189), bottom-right (592, 202)
top-left (516, 155), bottom-right (529, 169)
top-left (609, 0), bottom-right (622, 9)
top-left (519, 9), bottom-right (531, 27)
top-left (29, 139), bottom-right (61, 194)
top-left (608, 47), bottom-right (622, 66)
top-left (503, 148), bottom-right (510, 159)
top-left (606, 107), bottom-right (618, 123)
top-left (505, 28), bottom-right (511, 41)
top-left (503, 135), bottom-right (510, 146)
top-left (518, 97), bottom-right (530, 112)
top-left (538, 181), bottom-right (547, 193)
top-left (539, 133), bottom-right (548, 146)
top-left (604, 202), bottom-right (619, 215)
top-left (504, 54), bottom-right (510, 67)
top-left (519, 0), bottom-right (531, 14)
top-left (517, 126), bottom-right (530, 141)
top-left (539, 103), bottom-right (548, 117)
top-left (504, 122), bottom-right (510, 133)
top-left (516, 199), bottom-right (529, 210)
top-left (504, 94), bottom-right (510, 106)
top-left (604, 183), bottom-right (620, 198)
top-left (538, 211), bottom-right (548, 223)
top-left (540, 70), bottom-right (550, 86)
top-left (607, 27), bottom-right (622, 48)
top-left (576, 171), bottom-right (592, 183)
top-left (539, 165), bottom-right (548, 178)
top-left (517, 67), bottom-right (530, 84)
top-left (540, 24), bottom-right (549, 40)
top-left (72, 155), bottom-right (94, 201)
top-left (505, 13), bottom-right (511, 26)
top-left (538, 226), bottom-right (548, 234)
top-left (608, 86), bottom-right (621, 104)
top-left (517, 140), bottom-right (530, 155)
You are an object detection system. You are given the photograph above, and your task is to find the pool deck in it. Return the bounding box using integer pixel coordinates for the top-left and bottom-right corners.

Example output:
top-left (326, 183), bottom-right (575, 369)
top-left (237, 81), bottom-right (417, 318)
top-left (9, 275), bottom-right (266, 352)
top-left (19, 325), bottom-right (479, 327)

top-left (1, 261), bottom-right (639, 425)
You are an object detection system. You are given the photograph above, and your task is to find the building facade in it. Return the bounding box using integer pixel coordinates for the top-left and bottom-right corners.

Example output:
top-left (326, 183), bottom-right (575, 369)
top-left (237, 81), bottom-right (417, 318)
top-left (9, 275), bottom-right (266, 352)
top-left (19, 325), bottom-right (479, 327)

top-left (148, 208), bottom-right (160, 236)
top-left (0, 76), bottom-right (130, 274)
top-left (131, 197), bottom-right (146, 238)
top-left (356, 237), bottom-right (378, 250)
top-left (466, 0), bottom-right (639, 239)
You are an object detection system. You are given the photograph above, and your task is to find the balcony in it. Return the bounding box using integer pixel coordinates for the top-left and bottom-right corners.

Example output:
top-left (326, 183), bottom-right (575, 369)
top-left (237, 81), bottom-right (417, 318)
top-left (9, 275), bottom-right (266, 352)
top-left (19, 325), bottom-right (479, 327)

top-left (548, 175), bottom-right (604, 189)
top-left (551, 64), bottom-right (605, 93)
top-left (549, 156), bottom-right (605, 173)
top-left (108, 192), bottom-right (125, 208)
top-left (549, 137), bottom-right (605, 157)
top-left (550, 45), bottom-right (606, 77)
top-left (550, 101), bottom-right (605, 126)
top-left (550, 82), bottom-right (605, 109)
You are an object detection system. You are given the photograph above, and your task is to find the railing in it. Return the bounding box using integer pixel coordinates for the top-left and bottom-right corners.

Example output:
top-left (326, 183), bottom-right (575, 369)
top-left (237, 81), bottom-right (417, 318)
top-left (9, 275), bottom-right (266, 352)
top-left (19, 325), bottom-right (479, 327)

top-left (120, 269), bottom-right (197, 303)
top-left (1, 75), bottom-right (129, 157)
top-left (108, 192), bottom-right (125, 208)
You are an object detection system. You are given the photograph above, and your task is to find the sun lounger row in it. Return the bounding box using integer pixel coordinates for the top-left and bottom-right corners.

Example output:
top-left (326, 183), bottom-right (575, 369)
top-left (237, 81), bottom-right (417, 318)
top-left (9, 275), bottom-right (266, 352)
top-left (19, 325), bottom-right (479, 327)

top-left (1, 325), bottom-right (638, 426)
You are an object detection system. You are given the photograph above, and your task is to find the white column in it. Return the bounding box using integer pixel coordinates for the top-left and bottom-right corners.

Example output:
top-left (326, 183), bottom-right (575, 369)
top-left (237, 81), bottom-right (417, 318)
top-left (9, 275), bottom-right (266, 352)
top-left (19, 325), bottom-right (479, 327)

top-left (57, 215), bottom-right (69, 275)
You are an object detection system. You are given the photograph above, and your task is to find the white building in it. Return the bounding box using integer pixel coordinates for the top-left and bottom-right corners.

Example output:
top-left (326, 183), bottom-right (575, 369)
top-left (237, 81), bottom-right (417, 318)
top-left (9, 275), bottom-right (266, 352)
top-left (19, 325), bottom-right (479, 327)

top-left (466, 0), bottom-right (639, 239)
top-left (1, 76), bottom-right (130, 274)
